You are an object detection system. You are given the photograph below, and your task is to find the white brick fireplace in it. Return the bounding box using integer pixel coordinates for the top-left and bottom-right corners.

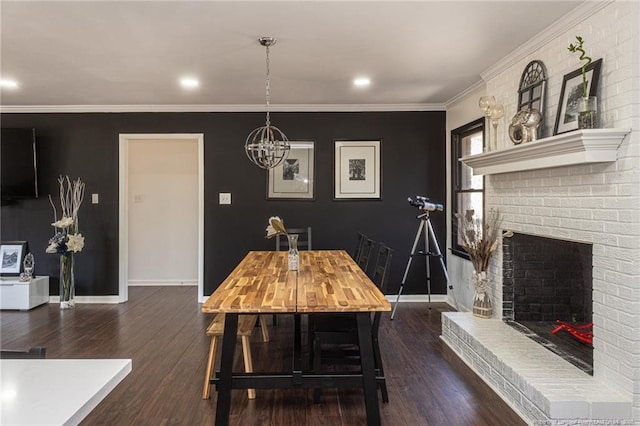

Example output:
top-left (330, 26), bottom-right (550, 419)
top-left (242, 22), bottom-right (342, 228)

top-left (444, 1), bottom-right (639, 424)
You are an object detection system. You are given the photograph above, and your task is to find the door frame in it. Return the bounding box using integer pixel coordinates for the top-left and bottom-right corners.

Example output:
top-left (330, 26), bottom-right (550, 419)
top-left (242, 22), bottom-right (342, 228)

top-left (118, 133), bottom-right (204, 303)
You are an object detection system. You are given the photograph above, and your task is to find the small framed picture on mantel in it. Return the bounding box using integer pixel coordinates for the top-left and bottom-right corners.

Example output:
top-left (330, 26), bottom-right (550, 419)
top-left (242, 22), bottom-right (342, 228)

top-left (334, 140), bottom-right (381, 200)
top-left (553, 58), bottom-right (602, 135)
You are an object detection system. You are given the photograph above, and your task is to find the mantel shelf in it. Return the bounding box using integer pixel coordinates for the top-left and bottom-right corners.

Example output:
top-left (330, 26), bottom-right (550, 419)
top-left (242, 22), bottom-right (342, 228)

top-left (460, 128), bottom-right (631, 175)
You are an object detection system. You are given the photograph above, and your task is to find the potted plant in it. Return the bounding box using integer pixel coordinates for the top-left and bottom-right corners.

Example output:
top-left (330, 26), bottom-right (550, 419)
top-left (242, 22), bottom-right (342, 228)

top-left (568, 36), bottom-right (597, 128)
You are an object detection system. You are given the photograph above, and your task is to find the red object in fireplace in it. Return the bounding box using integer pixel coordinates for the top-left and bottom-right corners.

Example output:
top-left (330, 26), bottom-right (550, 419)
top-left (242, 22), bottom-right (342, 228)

top-left (551, 320), bottom-right (593, 346)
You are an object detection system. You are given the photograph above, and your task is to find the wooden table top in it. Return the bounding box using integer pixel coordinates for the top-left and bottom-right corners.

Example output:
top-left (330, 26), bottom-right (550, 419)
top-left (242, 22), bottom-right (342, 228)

top-left (202, 250), bottom-right (390, 314)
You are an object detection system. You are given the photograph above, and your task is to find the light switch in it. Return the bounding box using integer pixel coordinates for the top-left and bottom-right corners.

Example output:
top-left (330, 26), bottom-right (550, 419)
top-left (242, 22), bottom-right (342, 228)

top-left (219, 193), bottom-right (232, 205)
top-left (91, 193), bottom-right (99, 204)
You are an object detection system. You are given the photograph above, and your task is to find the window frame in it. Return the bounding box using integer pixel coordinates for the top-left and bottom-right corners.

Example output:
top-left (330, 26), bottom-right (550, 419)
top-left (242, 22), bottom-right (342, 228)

top-left (451, 117), bottom-right (485, 260)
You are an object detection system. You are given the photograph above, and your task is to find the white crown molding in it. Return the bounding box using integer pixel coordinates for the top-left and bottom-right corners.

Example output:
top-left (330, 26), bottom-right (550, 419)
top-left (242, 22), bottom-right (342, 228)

top-left (480, 0), bottom-right (613, 82)
top-left (0, 103), bottom-right (445, 114)
top-left (444, 79), bottom-right (485, 109)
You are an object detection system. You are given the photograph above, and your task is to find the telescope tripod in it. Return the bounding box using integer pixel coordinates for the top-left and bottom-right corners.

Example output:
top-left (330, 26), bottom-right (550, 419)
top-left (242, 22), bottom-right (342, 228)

top-left (391, 211), bottom-right (452, 319)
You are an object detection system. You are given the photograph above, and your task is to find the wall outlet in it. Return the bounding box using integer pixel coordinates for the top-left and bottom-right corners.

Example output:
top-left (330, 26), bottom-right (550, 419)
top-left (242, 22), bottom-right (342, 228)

top-left (91, 193), bottom-right (99, 204)
top-left (219, 193), bottom-right (231, 205)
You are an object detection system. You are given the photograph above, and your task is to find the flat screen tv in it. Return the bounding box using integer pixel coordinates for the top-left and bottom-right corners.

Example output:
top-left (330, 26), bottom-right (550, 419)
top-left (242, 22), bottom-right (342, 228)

top-left (1, 128), bottom-right (38, 200)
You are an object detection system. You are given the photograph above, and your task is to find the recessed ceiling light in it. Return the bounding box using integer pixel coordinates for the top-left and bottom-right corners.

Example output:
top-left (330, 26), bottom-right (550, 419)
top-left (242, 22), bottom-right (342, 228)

top-left (180, 77), bottom-right (199, 89)
top-left (353, 77), bottom-right (371, 87)
top-left (0, 79), bottom-right (18, 88)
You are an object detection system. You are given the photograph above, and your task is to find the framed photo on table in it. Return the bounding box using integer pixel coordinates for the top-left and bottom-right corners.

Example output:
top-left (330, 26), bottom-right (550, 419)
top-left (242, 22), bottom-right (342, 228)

top-left (334, 140), bottom-right (381, 200)
top-left (1, 241), bottom-right (27, 276)
top-left (267, 141), bottom-right (315, 200)
top-left (553, 58), bottom-right (602, 135)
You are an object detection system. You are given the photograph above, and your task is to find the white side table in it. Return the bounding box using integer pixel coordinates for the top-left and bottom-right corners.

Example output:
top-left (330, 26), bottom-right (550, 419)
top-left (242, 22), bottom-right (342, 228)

top-left (0, 276), bottom-right (49, 310)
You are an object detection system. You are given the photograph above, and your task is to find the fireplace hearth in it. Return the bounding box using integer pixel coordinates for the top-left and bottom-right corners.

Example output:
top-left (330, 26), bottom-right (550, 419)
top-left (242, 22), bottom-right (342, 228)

top-left (502, 232), bottom-right (593, 374)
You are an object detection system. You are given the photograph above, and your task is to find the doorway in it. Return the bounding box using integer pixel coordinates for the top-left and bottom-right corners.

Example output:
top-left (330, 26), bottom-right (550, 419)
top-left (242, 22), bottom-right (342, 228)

top-left (118, 134), bottom-right (204, 303)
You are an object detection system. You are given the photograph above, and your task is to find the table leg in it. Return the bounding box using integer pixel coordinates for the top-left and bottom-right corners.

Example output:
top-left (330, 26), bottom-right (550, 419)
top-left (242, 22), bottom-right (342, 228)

top-left (215, 313), bottom-right (238, 426)
top-left (293, 314), bottom-right (302, 385)
top-left (356, 313), bottom-right (381, 426)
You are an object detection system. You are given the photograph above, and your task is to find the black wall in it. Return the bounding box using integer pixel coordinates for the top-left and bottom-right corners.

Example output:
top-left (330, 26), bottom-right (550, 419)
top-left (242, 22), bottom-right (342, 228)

top-left (0, 111), bottom-right (447, 297)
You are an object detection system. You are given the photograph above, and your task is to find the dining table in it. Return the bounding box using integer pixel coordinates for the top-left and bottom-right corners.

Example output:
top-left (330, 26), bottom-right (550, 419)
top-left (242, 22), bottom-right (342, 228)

top-left (201, 249), bottom-right (390, 426)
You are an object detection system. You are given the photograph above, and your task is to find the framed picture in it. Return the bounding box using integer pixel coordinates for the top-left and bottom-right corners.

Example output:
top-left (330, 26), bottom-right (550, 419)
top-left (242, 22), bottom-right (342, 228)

top-left (1, 241), bottom-right (28, 276)
top-left (267, 141), bottom-right (315, 200)
top-left (553, 58), bottom-right (602, 135)
top-left (334, 140), bottom-right (381, 200)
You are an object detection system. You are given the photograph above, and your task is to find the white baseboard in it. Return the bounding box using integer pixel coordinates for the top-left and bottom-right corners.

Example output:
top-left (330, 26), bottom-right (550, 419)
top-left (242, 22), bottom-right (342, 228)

top-left (385, 294), bottom-right (449, 303)
top-left (128, 280), bottom-right (197, 287)
top-left (49, 296), bottom-right (122, 304)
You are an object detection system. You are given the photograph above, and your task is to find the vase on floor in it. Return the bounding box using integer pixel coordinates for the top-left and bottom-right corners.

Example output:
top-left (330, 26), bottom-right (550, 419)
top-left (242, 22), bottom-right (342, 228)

top-left (472, 270), bottom-right (492, 318)
top-left (287, 234), bottom-right (299, 271)
top-left (60, 253), bottom-right (75, 309)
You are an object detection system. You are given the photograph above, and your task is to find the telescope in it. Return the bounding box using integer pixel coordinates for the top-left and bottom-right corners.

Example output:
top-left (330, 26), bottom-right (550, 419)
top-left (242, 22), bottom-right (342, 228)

top-left (407, 196), bottom-right (444, 212)
top-left (393, 195), bottom-right (453, 319)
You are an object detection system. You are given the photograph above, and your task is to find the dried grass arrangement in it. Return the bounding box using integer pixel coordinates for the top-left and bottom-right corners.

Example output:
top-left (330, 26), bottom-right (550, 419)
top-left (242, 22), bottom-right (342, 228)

top-left (455, 209), bottom-right (511, 273)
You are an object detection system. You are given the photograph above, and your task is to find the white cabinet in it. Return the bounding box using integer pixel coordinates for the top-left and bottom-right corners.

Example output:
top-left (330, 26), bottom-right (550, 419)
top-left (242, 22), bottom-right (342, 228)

top-left (0, 276), bottom-right (49, 310)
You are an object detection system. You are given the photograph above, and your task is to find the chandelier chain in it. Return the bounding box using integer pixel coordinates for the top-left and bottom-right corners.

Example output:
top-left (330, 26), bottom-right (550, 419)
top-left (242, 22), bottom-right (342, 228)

top-left (265, 45), bottom-right (271, 126)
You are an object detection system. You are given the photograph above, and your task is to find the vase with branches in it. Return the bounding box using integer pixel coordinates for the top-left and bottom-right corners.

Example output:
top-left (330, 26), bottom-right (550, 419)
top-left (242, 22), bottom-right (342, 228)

top-left (568, 35), bottom-right (597, 128)
top-left (455, 209), bottom-right (512, 318)
top-left (46, 176), bottom-right (85, 309)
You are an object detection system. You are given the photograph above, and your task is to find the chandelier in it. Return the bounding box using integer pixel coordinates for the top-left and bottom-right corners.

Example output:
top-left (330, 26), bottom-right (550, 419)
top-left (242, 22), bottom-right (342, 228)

top-left (245, 37), bottom-right (290, 169)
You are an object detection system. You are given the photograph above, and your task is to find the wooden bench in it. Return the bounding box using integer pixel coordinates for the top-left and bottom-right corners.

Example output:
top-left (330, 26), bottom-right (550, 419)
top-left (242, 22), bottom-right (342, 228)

top-left (202, 314), bottom-right (269, 400)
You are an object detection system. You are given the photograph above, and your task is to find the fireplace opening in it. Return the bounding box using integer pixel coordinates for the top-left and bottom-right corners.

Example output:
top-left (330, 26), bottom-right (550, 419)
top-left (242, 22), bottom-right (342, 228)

top-left (502, 232), bottom-right (593, 374)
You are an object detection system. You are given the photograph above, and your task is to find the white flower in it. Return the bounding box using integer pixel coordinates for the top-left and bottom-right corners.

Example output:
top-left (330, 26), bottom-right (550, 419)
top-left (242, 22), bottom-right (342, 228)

top-left (45, 242), bottom-right (58, 253)
top-left (266, 216), bottom-right (287, 239)
top-left (66, 233), bottom-right (85, 252)
top-left (52, 217), bottom-right (74, 228)
top-left (266, 224), bottom-right (278, 238)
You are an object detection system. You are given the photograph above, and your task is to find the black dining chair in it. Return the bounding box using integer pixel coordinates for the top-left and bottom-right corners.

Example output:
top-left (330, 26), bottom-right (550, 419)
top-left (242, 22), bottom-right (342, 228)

top-left (352, 232), bottom-right (367, 263)
top-left (309, 243), bottom-right (393, 403)
top-left (357, 236), bottom-right (375, 275)
top-left (275, 227), bottom-right (312, 251)
top-left (0, 346), bottom-right (46, 359)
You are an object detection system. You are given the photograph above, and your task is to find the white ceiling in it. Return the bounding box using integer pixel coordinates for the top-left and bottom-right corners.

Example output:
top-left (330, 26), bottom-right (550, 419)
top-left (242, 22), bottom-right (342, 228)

top-left (0, 1), bottom-right (584, 111)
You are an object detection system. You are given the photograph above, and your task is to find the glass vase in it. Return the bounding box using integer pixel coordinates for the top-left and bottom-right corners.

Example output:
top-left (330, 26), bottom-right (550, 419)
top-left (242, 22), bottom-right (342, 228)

top-left (578, 96), bottom-right (597, 129)
top-left (472, 270), bottom-right (492, 318)
top-left (287, 234), bottom-right (299, 271)
top-left (60, 253), bottom-right (75, 309)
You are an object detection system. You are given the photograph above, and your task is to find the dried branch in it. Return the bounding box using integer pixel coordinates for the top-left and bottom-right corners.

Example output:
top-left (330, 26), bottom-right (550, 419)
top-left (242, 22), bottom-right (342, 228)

top-left (454, 209), bottom-right (511, 272)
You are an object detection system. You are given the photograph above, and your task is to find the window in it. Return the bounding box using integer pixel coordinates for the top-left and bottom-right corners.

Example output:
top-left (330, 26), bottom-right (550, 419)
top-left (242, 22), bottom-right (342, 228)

top-left (451, 118), bottom-right (485, 259)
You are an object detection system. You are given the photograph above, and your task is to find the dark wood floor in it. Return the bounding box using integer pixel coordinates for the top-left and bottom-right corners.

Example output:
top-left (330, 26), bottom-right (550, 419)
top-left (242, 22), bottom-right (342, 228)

top-left (0, 287), bottom-right (525, 425)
